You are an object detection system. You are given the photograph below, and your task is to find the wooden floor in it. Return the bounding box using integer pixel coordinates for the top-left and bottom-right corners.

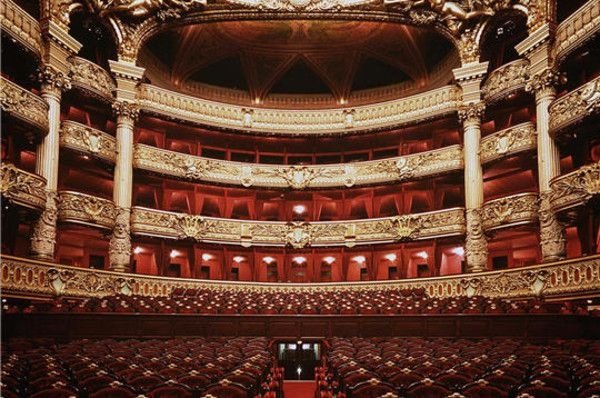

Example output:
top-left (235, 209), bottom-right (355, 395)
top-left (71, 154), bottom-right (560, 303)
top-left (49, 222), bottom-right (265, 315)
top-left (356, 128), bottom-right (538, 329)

top-left (284, 381), bottom-right (315, 398)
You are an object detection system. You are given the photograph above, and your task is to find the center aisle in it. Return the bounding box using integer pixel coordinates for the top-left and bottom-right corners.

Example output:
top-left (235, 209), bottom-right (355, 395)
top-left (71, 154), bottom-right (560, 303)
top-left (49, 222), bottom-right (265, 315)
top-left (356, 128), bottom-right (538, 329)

top-left (283, 381), bottom-right (316, 398)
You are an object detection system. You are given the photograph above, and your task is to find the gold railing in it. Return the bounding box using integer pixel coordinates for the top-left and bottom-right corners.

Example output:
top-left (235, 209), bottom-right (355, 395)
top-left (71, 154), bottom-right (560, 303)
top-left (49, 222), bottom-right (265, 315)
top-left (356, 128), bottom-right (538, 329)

top-left (130, 207), bottom-right (466, 248)
top-left (549, 75), bottom-right (600, 134)
top-left (60, 120), bottom-right (116, 163)
top-left (0, 163), bottom-right (47, 211)
top-left (1, 254), bottom-right (598, 299)
top-left (57, 191), bottom-right (117, 229)
top-left (0, 0), bottom-right (41, 57)
top-left (555, 0), bottom-right (600, 62)
top-left (549, 162), bottom-right (600, 213)
top-left (481, 59), bottom-right (529, 104)
top-left (134, 144), bottom-right (463, 189)
top-left (0, 76), bottom-right (48, 133)
top-left (480, 122), bottom-right (536, 164)
top-left (481, 192), bottom-right (538, 232)
top-left (69, 57), bottom-right (116, 102)
top-left (137, 84), bottom-right (461, 136)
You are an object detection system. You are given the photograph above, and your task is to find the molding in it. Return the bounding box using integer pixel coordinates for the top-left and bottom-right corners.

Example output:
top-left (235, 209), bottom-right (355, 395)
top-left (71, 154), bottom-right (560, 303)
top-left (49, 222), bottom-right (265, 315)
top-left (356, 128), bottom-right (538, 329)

top-left (481, 59), bottom-right (529, 104)
top-left (137, 84), bottom-right (462, 136)
top-left (1, 254), bottom-right (598, 299)
top-left (0, 0), bottom-right (41, 57)
top-left (0, 76), bottom-right (49, 135)
top-left (549, 162), bottom-right (600, 213)
top-left (0, 163), bottom-right (47, 211)
top-left (69, 57), bottom-right (116, 102)
top-left (481, 192), bottom-right (539, 232)
top-left (133, 144), bottom-right (463, 189)
top-left (130, 207), bottom-right (466, 248)
top-left (480, 122), bottom-right (537, 164)
top-left (57, 191), bottom-right (117, 229)
top-left (549, 75), bottom-right (600, 135)
top-left (555, 0), bottom-right (600, 63)
top-left (60, 120), bottom-right (116, 163)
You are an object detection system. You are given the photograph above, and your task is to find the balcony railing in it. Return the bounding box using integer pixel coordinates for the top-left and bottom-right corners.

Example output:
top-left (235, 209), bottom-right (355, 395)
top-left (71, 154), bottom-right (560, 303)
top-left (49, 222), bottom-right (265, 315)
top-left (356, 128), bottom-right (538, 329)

top-left (550, 75), bottom-right (600, 135)
top-left (0, 163), bottom-right (47, 210)
top-left (69, 57), bottom-right (116, 102)
top-left (0, 0), bottom-right (41, 57)
top-left (481, 192), bottom-right (539, 232)
top-left (1, 76), bottom-right (48, 134)
top-left (550, 162), bottom-right (600, 212)
top-left (57, 191), bottom-right (117, 229)
top-left (555, 0), bottom-right (600, 62)
top-left (60, 120), bottom-right (116, 163)
top-left (481, 59), bottom-right (529, 104)
top-left (480, 122), bottom-right (536, 164)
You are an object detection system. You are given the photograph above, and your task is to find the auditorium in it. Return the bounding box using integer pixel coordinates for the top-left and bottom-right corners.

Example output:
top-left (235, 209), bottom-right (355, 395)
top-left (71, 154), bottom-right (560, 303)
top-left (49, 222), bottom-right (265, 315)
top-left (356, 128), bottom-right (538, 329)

top-left (1, 0), bottom-right (599, 396)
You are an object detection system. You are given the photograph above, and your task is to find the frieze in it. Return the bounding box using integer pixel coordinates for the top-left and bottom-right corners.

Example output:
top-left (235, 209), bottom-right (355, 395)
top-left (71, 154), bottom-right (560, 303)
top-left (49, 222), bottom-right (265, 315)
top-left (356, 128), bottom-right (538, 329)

top-left (481, 59), bottom-right (529, 103)
top-left (549, 162), bottom-right (600, 213)
top-left (0, 76), bottom-right (49, 134)
top-left (0, 163), bottom-right (47, 211)
top-left (60, 120), bottom-right (116, 163)
top-left (137, 84), bottom-right (461, 136)
top-left (0, 0), bottom-right (42, 57)
top-left (480, 122), bottom-right (536, 164)
top-left (555, 0), bottom-right (600, 63)
top-left (69, 56), bottom-right (116, 101)
top-left (130, 207), bottom-right (466, 248)
top-left (481, 192), bottom-right (538, 231)
top-left (1, 254), bottom-right (598, 299)
top-left (57, 191), bottom-right (117, 229)
top-left (134, 144), bottom-right (462, 189)
top-left (549, 76), bottom-right (600, 135)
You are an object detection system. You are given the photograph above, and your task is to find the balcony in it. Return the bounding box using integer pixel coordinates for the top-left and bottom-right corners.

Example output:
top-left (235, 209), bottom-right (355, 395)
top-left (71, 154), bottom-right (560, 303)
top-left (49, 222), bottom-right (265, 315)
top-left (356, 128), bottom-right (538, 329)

top-left (480, 122), bottom-right (536, 164)
top-left (481, 192), bottom-right (539, 232)
top-left (0, 0), bottom-right (41, 57)
top-left (0, 163), bottom-right (47, 211)
top-left (1, 76), bottom-right (48, 136)
top-left (550, 162), bottom-right (600, 212)
top-left (60, 120), bottom-right (116, 163)
top-left (549, 76), bottom-right (600, 135)
top-left (57, 191), bottom-right (117, 229)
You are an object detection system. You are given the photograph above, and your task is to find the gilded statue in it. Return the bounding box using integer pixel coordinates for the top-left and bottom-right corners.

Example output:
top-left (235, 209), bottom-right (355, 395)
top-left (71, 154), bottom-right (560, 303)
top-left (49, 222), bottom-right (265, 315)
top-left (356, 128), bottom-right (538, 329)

top-left (384, 0), bottom-right (494, 22)
top-left (92, 0), bottom-right (206, 18)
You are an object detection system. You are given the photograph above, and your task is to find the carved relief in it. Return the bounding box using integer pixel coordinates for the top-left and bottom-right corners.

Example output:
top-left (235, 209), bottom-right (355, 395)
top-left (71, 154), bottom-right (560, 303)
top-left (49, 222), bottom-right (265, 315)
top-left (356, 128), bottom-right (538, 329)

top-left (89, 0), bottom-right (206, 19)
top-left (390, 215), bottom-right (419, 241)
top-left (69, 56), bottom-right (116, 100)
top-left (31, 191), bottom-right (59, 261)
top-left (480, 122), bottom-right (536, 163)
top-left (482, 59), bottom-right (529, 103)
top-left (481, 193), bottom-right (538, 231)
top-left (109, 207), bottom-right (132, 272)
top-left (36, 65), bottom-right (71, 96)
top-left (285, 222), bottom-right (312, 249)
top-left (0, 163), bottom-right (47, 210)
top-left (549, 162), bottom-right (600, 212)
top-left (458, 102), bottom-right (485, 125)
top-left (1, 0), bottom-right (42, 56)
top-left (0, 76), bottom-right (49, 133)
top-left (538, 191), bottom-right (566, 262)
top-left (525, 69), bottom-right (566, 98)
top-left (465, 208), bottom-right (487, 273)
top-left (555, 0), bottom-right (600, 62)
top-left (550, 77), bottom-right (600, 134)
top-left (61, 120), bottom-right (116, 162)
top-left (112, 100), bottom-right (140, 122)
top-left (57, 191), bottom-right (117, 229)
top-left (173, 215), bottom-right (207, 241)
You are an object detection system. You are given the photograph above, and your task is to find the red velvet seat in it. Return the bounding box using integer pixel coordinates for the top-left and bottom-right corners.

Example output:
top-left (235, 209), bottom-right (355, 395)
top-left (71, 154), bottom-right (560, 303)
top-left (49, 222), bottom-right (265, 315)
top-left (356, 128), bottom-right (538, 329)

top-left (203, 383), bottom-right (248, 398)
top-left (30, 387), bottom-right (80, 398)
top-left (89, 385), bottom-right (138, 398)
top-left (462, 382), bottom-right (509, 398)
top-left (405, 379), bottom-right (452, 398)
top-left (148, 383), bottom-right (193, 398)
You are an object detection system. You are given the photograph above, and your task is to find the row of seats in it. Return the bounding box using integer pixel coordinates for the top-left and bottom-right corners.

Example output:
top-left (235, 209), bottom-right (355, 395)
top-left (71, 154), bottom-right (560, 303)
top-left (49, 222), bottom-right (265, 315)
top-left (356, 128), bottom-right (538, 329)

top-left (6, 292), bottom-right (593, 315)
top-left (1, 337), bottom-right (283, 398)
top-left (315, 337), bottom-right (600, 398)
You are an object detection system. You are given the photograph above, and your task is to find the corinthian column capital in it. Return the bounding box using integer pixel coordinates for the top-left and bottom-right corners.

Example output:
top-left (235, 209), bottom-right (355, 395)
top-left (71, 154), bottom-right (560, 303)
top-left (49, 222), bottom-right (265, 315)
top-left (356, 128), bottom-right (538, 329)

top-left (31, 191), bottom-right (59, 261)
top-left (36, 64), bottom-right (71, 98)
top-left (109, 207), bottom-right (132, 272)
top-left (112, 101), bottom-right (140, 124)
top-left (525, 69), bottom-right (566, 101)
top-left (458, 102), bottom-right (485, 126)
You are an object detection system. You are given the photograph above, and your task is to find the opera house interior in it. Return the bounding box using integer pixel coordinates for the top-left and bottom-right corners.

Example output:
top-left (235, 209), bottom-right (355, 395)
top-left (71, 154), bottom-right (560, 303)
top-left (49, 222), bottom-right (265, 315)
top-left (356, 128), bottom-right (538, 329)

top-left (1, 0), bottom-right (600, 396)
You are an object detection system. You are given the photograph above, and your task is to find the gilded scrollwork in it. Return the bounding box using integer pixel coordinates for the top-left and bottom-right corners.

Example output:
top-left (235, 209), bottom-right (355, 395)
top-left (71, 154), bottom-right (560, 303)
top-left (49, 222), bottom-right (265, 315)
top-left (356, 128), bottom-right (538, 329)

top-left (482, 59), bottom-right (529, 103)
top-left (481, 192), bottom-right (538, 231)
top-left (285, 222), bottom-right (312, 249)
top-left (109, 207), bottom-right (132, 272)
top-left (173, 215), bottom-right (207, 240)
top-left (31, 191), bottom-right (59, 261)
top-left (480, 122), bottom-right (536, 163)
top-left (465, 208), bottom-right (487, 273)
top-left (538, 191), bottom-right (566, 262)
top-left (60, 120), bottom-right (116, 162)
top-left (549, 77), bottom-right (600, 134)
top-left (0, 76), bottom-right (49, 133)
top-left (0, 163), bottom-right (47, 210)
top-left (69, 56), bottom-right (116, 101)
top-left (89, 0), bottom-right (206, 19)
top-left (57, 191), bottom-right (117, 229)
top-left (549, 162), bottom-right (600, 213)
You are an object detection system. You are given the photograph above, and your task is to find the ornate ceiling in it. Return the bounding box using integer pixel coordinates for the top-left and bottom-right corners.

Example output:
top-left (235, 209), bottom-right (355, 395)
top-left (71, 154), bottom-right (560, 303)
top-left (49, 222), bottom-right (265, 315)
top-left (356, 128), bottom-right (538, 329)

top-left (140, 20), bottom-right (455, 103)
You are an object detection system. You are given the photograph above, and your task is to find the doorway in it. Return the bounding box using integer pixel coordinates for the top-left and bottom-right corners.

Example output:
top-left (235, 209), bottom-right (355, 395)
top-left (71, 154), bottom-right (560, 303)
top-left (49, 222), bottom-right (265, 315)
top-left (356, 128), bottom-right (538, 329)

top-left (277, 341), bottom-right (321, 380)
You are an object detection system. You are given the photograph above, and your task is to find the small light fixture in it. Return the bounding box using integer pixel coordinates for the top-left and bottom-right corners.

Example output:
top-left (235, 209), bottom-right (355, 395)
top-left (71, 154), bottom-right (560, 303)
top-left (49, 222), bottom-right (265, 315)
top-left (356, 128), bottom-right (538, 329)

top-left (416, 251), bottom-right (428, 259)
top-left (323, 256), bottom-right (335, 264)
top-left (293, 256), bottom-right (306, 264)
top-left (133, 246), bottom-right (143, 255)
top-left (169, 250), bottom-right (178, 258)
top-left (263, 256), bottom-right (275, 264)
top-left (293, 204), bottom-right (306, 214)
top-left (233, 256), bottom-right (245, 263)
top-left (452, 247), bottom-right (465, 256)
top-left (353, 255), bottom-right (366, 264)
top-left (384, 253), bottom-right (397, 262)
top-left (82, 155), bottom-right (89, 160)
top-left (202, 253), bottom-right (213, 262)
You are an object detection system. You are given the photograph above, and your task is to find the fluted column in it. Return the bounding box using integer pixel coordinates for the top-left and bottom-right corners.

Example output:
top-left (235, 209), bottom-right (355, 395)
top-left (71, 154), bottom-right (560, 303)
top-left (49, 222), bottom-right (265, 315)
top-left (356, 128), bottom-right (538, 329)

top-left (459, 103), bottom-right (488, 272)
top-left (526, 70), bottom-right (566, 261)
top-left (30, 66), bottom-right (70, 260)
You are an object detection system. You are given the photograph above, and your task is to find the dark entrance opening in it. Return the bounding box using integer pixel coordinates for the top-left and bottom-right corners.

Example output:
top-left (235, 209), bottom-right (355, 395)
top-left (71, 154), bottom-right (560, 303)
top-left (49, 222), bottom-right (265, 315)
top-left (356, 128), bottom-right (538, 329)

top-left (277, 341), bottom-right (321, 380)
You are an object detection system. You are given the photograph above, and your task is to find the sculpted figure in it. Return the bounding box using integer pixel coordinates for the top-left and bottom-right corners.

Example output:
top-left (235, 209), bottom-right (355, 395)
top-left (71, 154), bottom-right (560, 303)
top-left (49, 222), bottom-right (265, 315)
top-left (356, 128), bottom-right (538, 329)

top-left (384, 0), bottom-right (494, 21)
top-left (96, 0), bottom-right (206, 18)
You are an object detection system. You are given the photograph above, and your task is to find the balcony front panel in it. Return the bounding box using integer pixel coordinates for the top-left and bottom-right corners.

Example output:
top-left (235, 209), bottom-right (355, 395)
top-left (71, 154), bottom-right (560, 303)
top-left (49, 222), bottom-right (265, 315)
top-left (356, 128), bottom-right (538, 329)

top-left (1, 76), bottom-right (48, 134)
top-left (69, 57), bottom-right (116, 102)
top-left (481, 192), bottom-right (539, 232)
top-left (555, 0), bottom-right (600, 62)
top-left (2, 254), bottom-right (599, 299)
top-left (0, 0), bottom-right (41, 57)
top-left (133, 144), bottom-right (463, 189)
top-left (137, 84), bottom-right (461, 136)
top-left (549, 76), bottom-right (600, 135)
top-left (0, 163), bottom-right (47, 211)
top-left (481, 59), bottom-right (529, 104)
top-left (60, 120), bottom-right (116, 163)
top-left (549, 162), bottom-right (600, 212)
top-left (480, 122), bottom-right (537, 164)
top-left (57, 191), bottom-right (117, 229)
top-left (130, 207), bottom-right (466, 248)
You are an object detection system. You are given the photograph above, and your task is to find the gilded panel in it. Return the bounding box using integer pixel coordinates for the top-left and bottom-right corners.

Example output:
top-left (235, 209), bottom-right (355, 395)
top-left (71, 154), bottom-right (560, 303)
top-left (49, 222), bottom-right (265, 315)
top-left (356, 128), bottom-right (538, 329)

top-left (57, 191), bottom-right (117, 229)
top-left (60, 120), bottom-right (117, 162)
top-left (549, 162), bottom-right (600, 212)
top-left (0, 76), bottom-right (48, 133)
top-left (69, 57), bottom-right (116, 101)
top-left (481, 192), bottom-right (539, 231)
top-left (0, 163), bottom-right (47, 211)
top-left (0, 0), bottom-right (41, 57)
top-left (480, 122), bottom-right (536, 164)
top-left (549, 76), bottom-right (600, 134)
top-left (555, 0), bottom-right (600, 62)
top-left (481, 59), bottom-right (529, 104)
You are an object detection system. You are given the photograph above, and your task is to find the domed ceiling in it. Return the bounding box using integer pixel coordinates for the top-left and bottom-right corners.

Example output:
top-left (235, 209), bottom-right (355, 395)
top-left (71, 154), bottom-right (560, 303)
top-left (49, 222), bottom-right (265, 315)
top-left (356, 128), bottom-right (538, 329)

top-left (141, 20), bottom-right (456, 103)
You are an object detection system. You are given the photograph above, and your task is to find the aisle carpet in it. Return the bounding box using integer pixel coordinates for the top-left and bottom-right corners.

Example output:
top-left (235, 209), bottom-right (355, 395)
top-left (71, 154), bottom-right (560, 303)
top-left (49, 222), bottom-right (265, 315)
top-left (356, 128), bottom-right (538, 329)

top-left (283, 381), bottom-right (315, 398)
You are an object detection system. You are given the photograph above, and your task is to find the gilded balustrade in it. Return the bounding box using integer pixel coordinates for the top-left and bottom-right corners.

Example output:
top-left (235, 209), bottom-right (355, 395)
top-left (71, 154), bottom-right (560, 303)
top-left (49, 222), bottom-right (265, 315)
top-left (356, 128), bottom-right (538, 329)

top-left (134, 144), bottom-right (463, 189)
top-left (555, 0), bottom-right (600, 62)
top-left (480, 122), bottom-right (537, 164)
top-left (481, 192), bottom-right (539, 232)
top-left (1, 254), bottom-right (598, 300)
top-left (57, 191), bottom-right (117, 229)
top-left (137, 84), bottom-right (461, 135)
top-left (481, 59), bottom-right (529, 104)
top-left (0, 76), bottom-right (48, 134)
top-left (69, 57), bottom-right (116, 102)
top-left (0, 163), bottom-right (47, 211)
top-left (549, 75), bottom-right (600, 135)
top-left (0, 0), bottom-right (41, 57)
top-left (130, 207), bottom-right (466, 248)
top-left (60, 120), bottom-right (116, 163)
top-left (549, 162), bottom-right (600, 213)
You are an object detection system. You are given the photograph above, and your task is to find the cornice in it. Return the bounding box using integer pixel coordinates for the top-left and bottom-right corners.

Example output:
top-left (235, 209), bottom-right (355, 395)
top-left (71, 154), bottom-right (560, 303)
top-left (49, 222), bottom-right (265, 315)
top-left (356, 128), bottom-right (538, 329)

top-left (0, 0), bottom-right (42, 57)
top-left (1, 254), bottom-right (598, 299)
top-left (133, 144), bottom-right (463, 189)
top-left (60, 120), bottom-right (117, 163)
top-left (481, 192), bottom-right (539, 232)
top-left (549, 162), bottom-right (600, 213)
top-left (130, 207), bottom-right (466, 248)
top-left (57, 191), bottom-right (117, 229)
top-left (480, 122), bottom-right (537, 164)
top-left (0, 76), bottom-right (49, 135)
top-left (0, 163), bottom-right (47, 211)
top-left (555, 0), bottom-right (600, 63)
top-left (549, 75), bottom-right (600, 135)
